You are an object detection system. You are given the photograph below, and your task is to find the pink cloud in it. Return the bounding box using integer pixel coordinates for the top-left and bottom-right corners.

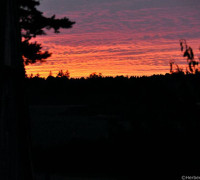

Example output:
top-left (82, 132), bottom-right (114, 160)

top-left (26, 2), bottom-right (200, 77)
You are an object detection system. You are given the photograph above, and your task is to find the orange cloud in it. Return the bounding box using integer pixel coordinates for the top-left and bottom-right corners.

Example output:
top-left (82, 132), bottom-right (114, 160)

top-left (26, 4), bottom-right (200, 78)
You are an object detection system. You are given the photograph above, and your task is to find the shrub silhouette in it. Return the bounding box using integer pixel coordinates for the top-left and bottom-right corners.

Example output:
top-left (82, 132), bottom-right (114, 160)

top-left (170, 40), bottom-right (199, 74)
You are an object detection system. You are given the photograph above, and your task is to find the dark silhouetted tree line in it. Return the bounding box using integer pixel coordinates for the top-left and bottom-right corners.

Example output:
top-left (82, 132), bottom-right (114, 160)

top-left (26, 73), bottom-right (200, 178)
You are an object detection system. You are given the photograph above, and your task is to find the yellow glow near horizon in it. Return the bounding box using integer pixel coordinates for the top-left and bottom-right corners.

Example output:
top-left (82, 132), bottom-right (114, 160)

top-left (25, 34), bottom-right (200, 78)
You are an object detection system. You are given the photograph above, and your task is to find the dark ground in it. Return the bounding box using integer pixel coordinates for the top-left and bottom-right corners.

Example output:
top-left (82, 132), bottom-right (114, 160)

top-left (26, 73), bottom-right (200, 179)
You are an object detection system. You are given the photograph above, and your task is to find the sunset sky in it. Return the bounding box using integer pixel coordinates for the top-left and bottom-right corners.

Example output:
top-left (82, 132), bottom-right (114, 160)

top-left (25, 0), bottom-right (200, 78)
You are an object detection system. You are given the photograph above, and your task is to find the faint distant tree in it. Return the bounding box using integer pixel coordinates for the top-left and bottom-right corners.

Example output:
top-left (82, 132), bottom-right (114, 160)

top-left (64, 70), bottom-right (70, 79)
top-left (35, 73), bottom-right (40, 78)
top-left (46, 71), bottom-right (55, 80)
top-left (49, 71), bottom-right (53, 77)
top-left (57, 70), bottom-right (64, 77)
top-left (19, 0), bottom-right (75, 65)
top-left (88, 72), bottom-right (103, 79)
top-left (56, 70), bottom-right (70, 79)
top-left (29, 73), bottom-right (34, 78)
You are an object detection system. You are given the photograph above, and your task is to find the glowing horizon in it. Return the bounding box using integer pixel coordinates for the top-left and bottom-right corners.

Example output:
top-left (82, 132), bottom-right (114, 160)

top-left (25, 0), bottom-right (200, 78)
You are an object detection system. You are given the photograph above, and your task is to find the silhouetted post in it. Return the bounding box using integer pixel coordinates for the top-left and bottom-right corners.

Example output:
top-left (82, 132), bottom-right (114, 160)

top-left (0, 0), bottom-right (33, 179)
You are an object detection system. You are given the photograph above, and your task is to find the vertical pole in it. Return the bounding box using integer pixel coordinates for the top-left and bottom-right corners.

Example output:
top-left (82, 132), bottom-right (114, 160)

top-left (0, 0), bottom-right (33, 179)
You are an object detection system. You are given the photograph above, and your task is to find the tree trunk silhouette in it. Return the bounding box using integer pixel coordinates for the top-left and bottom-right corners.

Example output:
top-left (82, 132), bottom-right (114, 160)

top-left (0, 0), bottom-right (33, 179)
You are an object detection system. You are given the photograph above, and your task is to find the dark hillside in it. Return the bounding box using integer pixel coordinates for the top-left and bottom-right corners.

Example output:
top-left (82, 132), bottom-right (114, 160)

top-left (26, 74), bottom-right (200, 179)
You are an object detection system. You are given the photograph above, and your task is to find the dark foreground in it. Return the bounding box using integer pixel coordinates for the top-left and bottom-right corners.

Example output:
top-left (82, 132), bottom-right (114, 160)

top-left (26, 74), bottom-right (200, 179)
